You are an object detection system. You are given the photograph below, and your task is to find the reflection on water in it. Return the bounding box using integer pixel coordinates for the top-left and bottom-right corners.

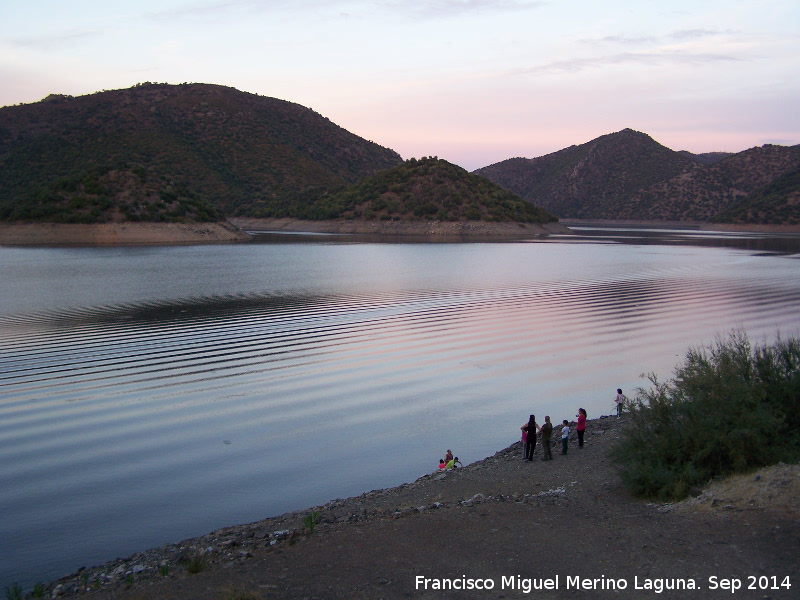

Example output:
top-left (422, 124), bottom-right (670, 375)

top-left (565, 225), bottom-right (800, 254)
top-left (1, 230), bottom-right (800, 589)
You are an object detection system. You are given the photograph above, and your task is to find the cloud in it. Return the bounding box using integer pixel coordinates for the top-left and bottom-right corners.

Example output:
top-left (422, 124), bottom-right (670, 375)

top-left (143, 0), bottom-right (385, 22)
top-left (583, 28), bottom-right (727, 47)
top-left (516, 48), bottom-right (743, 75)
top-left (591, 35), bottom-right (658, 45)
top-left (380, 0), bottom-right (546, 19)
top-left (7, 29), bottom-right (100, 51)
top-left (669, 28), bottom-right (724, 40)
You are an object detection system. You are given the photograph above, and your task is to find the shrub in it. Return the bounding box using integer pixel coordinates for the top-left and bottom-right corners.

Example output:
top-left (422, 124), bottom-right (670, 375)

top-left (4, 584), bottom-right (22, 600)
top-left (303, 510), bottom-right (320, 534)
top-left (184, 553), bottom-right (208, 574)
top-left (612, 331), bottom-right (800, 500)
top-left (220, 587), bottom-right (262, 600)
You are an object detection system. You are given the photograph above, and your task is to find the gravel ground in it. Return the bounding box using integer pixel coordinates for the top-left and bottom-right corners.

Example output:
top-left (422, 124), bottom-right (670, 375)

top-left (40, 415), bottom-right (799, 600)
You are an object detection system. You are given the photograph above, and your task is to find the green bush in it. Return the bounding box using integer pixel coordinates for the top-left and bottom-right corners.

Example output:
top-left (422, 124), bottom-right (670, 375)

top-left (612, 331), bottom-right (800, 500)
top-left (183, 553), bottom-right (208, 574)
top-left (4, 584), bottom-right (22, 600)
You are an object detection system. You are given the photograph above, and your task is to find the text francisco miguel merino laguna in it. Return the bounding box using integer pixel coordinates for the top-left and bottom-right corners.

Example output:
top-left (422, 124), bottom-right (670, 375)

top-left (414, 574), bottom-right (777, 594)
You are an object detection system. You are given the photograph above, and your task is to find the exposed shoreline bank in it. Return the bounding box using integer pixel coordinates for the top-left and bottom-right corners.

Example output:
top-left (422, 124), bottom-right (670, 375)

top-left (0, 221), bottom-right (251, 246)
top-left (227, 217), bottom-right (572, 237)
top-left (30, 415), bottom-right (799, 600)
top-left (2, 218), bottom-right (798, 247)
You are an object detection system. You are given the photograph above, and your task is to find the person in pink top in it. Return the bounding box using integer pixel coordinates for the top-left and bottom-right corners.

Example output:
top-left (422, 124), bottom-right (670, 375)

top-left (575, 408), bottom-right (587, 448)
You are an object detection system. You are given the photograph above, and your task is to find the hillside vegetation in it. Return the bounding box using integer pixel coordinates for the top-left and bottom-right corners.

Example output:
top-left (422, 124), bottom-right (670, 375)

top-left (256, 157), bottom-right (557, 224)
top-left (476, 129), bottom-right (800, 225)
top-left (0, 83), bottom-right (402, 223)
top-left (710, 166), bottom-right (800, 224)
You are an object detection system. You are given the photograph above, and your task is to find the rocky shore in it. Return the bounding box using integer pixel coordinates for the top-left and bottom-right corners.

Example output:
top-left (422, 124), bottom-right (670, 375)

top-left (33, 415), bottom-right (799, 600)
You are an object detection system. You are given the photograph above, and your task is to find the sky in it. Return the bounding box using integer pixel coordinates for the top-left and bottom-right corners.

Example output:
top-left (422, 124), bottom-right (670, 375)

top-left (1, 0), bottom-right (798, 171)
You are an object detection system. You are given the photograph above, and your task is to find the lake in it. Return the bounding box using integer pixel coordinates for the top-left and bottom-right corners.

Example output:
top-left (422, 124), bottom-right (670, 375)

top-left (1, 226), bottom-right (799, 590)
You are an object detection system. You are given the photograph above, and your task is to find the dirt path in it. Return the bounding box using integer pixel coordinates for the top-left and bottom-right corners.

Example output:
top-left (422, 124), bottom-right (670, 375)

top-left (43, 416), bottom-right (799, 600)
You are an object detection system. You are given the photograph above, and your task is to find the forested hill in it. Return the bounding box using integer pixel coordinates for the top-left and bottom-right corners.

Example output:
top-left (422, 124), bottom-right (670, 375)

top-left (271, 157), bottom-right (558, 224)
top-left (0, 83), bottom-right (402, 223)
top-left (475, 129), bottom-right (800, 225)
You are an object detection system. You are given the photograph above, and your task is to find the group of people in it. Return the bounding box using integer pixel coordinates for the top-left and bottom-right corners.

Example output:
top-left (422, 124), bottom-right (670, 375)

top-left (437, 389), bottom-right (628, 469)
top-left (520, 408), bottom-right (587, 461)
top-left (438, 449), bottom-right (462, 470)
top-left (520, 388), bottom-right (626, 461)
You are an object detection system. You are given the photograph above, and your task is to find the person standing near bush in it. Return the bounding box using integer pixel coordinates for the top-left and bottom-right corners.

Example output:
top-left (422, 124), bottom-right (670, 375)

top-left (521, 415), bottom-right (538, 461)
top-left (575, 408), bottom-right (587, 448)
top-left (615, 388), bottom-right (627, 418)
top-left (540, 416), bottom-right (553, 460)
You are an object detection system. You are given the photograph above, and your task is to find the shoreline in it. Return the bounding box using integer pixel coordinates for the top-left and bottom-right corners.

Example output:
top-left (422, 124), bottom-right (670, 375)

top-left (1, 218), bottom-right (798, 247)
top-left (32, 415), bottom-right (799, 599)
top-left (227, 217), bottom-right (572, 237)
top-left (561, 218), bottom-right (800, 234)
top-left (0, 221), bottom-right (251, 246)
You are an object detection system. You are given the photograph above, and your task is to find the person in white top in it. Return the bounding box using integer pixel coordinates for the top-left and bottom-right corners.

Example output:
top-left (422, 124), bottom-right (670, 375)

top-left (614, 388), bottom-right (627, 418)
top-left (561, 420), bottom-right (570, 455)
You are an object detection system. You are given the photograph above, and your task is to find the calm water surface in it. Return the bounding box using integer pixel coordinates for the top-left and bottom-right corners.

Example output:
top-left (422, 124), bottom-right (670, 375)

top-left (1, 228), bottom-right (799, 589)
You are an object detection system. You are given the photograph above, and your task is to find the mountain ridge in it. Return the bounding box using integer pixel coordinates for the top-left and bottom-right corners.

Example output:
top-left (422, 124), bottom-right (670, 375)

top-left (2, 84), bottom-right (798, 227)
top-left (475, 129), bottom-right (800, 225)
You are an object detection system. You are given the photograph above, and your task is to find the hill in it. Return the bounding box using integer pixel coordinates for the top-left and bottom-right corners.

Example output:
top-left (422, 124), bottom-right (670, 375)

top-left (275, 157), bottom-right (558, 224)
top-left (712, 167), bottom-right (800, 224)
top-left (623, 144), bottom-right (800, 222)
top-left (475, 129), bottom-right (800, 225)
top-left (0, 83), bottom-right (402, 224)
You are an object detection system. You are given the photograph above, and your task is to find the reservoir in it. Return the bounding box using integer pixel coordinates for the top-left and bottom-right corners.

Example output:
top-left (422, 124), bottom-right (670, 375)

top-left (1, 227), bottom-right (799, 589)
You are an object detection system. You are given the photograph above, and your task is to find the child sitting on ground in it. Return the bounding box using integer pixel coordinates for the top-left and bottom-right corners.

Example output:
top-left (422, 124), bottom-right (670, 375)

top-left (446, 457), bottom-right (462, 469)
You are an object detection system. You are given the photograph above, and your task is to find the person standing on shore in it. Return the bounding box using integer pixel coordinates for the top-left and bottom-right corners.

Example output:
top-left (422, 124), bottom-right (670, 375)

top-left (575, 408), bottom-right (587, 448)
top-left (521, 415), bottom-right (537, 461)
top-left (540, 416), bottom-right (553, 460)
top-left (561, 420), bottom-right (570, 455)
top-left (615, 389), bottom-right (627, 418)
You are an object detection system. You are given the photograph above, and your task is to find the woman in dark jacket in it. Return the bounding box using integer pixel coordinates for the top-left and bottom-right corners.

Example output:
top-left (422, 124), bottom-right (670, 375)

top-left (521, 415), bottom-right (538, 461)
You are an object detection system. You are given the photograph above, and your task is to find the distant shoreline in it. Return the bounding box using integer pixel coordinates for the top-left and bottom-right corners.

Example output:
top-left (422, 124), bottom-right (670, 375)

top-left (0, 220), bottom-right (251, 246)
top-left (0, 218), bottom-right (571, 246)
top-left (1, 218), bottom-right (798, 247)
top-left (561, 218), bottom-right (800, 234)
top-left (227, 217), bottom-right (572, 237)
